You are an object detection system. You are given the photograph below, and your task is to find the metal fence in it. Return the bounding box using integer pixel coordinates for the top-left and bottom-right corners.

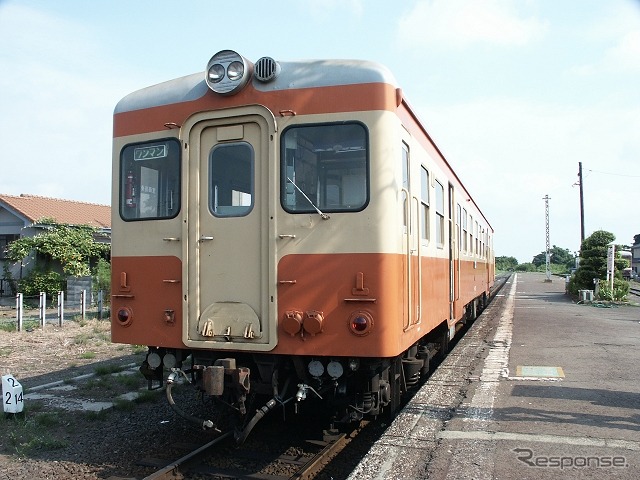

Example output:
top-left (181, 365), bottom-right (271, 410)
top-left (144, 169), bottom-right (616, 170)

top-left (0, 290), bottom-right (110, 331)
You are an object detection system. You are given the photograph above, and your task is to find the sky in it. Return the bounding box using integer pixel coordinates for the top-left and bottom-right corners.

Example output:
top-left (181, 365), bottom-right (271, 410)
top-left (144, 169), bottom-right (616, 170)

top-left (0, 0), bottom-right (638, 263)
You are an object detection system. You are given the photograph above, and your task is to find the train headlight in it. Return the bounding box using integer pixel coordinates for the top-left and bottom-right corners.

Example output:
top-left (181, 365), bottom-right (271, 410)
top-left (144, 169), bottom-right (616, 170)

top-left (227, 61), bottom-right (245, 81)
top-left (348, 311), bottom-right (373, 336)
top-left (207, 64), bottom-right (225, 84)
top-left (116, 307), bottom-right (133, 327)
top-left (205, 50), bottom-right (253, 95)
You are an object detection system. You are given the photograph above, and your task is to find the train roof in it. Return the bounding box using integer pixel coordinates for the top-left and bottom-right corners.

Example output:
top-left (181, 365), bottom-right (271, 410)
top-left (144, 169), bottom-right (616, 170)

top-left (115, 58), bottom-right (399, 114)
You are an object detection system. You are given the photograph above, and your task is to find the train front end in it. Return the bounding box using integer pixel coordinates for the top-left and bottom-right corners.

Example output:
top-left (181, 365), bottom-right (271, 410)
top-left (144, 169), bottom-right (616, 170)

top-left (111, 50), bottom-right (408, 436)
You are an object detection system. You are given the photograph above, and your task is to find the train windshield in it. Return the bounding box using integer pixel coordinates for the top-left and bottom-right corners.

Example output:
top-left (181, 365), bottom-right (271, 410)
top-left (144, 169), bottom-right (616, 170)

top-left (281, 123), bottom-right (369, 214)
top-left (119, 139), bottom-right (181, 221)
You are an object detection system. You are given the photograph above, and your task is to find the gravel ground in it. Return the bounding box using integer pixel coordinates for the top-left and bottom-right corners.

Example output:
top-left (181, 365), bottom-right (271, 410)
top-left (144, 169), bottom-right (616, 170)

top-left (0, 317), bottom-right (220, 479)
top-left (0, 317), bottom-right (379, 480)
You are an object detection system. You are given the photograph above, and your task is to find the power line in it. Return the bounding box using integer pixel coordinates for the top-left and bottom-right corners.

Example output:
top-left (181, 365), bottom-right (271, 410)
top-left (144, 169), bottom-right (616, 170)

top-left (588, 169), bottom-right (640, 178)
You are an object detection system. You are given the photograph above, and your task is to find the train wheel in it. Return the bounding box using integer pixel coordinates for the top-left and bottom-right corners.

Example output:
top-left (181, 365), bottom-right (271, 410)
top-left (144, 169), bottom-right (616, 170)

top-left (384, 357), bottom-right (403, 419)
top-left (437, 327), bottom-right (449, 362)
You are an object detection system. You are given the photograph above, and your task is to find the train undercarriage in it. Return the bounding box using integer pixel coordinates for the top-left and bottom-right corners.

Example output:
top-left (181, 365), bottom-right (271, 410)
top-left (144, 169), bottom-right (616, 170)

top-left (140, 295), bottom-right (486, 443)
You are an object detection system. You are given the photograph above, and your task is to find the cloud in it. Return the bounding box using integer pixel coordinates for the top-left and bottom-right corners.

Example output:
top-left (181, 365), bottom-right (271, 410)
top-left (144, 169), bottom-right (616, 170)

top-left (604, 29), bottom-right (640, 72)
top-left (397, 0), bottom-right (548, 50)
top-left (567, 1), bottom-right (640, 75)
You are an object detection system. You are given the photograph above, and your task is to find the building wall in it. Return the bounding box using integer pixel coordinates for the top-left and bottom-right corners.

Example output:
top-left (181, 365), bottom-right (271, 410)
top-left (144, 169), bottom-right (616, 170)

top-left (632, 240), bottom-right (640, 276)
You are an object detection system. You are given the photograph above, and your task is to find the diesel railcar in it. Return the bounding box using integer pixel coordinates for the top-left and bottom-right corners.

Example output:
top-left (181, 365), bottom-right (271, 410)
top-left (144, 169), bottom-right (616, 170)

top-left (111, 49), bottom-right (494, 440)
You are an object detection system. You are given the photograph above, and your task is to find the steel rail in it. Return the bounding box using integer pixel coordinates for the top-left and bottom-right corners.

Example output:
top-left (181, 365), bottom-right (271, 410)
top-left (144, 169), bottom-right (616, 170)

top-left (141, 430), bottom-right (233, 480)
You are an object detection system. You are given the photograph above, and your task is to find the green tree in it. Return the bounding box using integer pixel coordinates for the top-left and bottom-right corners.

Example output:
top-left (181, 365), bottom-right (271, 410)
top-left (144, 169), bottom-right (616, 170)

top-left (5, 219), bottom-right (110, 297)
top-left (93, 257), bottom-right (111, 293)
top-left (495, 256), bottom-right (518, 271)
top-left (6, 219), bottom-right (109, 276)
top-left (532, 245), bottom-right (575, 270)
top-left (569, 230), bottom-right (628, 297)
top-left (515, 262), bottom-right (536, 272)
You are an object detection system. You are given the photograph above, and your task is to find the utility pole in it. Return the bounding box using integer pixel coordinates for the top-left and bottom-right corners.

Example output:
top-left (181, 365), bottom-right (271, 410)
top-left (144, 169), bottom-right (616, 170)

top-left (578, 162), bottom-right (585, 243)
top-left (543, 195), bottom-right (552, 282)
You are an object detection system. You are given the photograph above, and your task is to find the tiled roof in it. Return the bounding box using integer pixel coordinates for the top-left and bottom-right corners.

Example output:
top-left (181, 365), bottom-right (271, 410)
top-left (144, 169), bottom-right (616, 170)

top-left (0, 194), bottom-right (110, 229)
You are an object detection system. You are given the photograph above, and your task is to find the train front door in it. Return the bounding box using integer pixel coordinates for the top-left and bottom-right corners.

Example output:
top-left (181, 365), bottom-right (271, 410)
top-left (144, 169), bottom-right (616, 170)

top-left (184, 110), bottom-right (276, 350)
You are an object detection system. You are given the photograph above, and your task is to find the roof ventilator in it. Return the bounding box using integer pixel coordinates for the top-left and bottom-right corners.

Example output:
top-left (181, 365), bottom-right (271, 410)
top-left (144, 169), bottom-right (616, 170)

top-left (254, 56), bottom-right (280, 82)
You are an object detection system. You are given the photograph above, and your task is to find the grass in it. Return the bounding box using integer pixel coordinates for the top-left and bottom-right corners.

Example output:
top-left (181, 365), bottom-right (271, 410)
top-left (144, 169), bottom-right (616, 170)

top-left (134, 389), bottom-right (158, 404)
top-left (1, 404), bottom-right (69, 455)
top-left (83, 408), bottom-right (110, 422)
top-left (95, 364), bottom-right (127, 376)
top-left (74, 330), bottom-right (109, 346)
top-left (0, 319), bottom-right (41, 332)
top-left (80, 376), bottom-right (114, 391)
top-left (115, 373), bottom-right (143, 389)
top-left (34, 411), bottom-right (60, 427)
top-left (112, 389), bottom-right (159, 411)
top-left (132, 344), bottom-right (147, 355)
top-left (0, 322), bottom-right (15, 332)
top-left (112, 398), bottom-right (136, 411)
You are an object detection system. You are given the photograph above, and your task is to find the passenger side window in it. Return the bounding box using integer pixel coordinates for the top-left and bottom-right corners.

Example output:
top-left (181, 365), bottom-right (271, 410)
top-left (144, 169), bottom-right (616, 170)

top-left (435, 180), bottom-right (445, 247)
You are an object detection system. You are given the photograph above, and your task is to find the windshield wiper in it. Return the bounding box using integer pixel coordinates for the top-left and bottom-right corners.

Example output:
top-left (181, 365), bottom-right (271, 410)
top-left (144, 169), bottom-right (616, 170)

top-left (286, 177), bottom-right (330, 220)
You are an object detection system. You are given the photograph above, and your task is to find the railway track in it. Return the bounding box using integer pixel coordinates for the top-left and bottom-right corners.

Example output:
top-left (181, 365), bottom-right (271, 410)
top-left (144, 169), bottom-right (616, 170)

top-left (108, 421), bottom-right (366, 480)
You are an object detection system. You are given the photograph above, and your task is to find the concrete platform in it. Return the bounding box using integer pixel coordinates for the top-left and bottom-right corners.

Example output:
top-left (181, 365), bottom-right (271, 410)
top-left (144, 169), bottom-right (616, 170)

top-left (349, 272), bottom-right (640, 479)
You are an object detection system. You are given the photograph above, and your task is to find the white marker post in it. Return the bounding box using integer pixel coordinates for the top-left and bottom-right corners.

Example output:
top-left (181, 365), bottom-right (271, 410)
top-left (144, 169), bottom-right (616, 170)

top-left (607, 244), bottom-right (615, 294)
top-left (2, 374), bottom-right (24, 414)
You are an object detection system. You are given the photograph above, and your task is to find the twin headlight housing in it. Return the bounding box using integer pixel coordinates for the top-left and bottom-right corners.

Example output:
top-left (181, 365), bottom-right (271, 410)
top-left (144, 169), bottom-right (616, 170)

top-left (205, 50), bottom-right (253, 95)
top-left (206, 49), bottom-right (281, 96)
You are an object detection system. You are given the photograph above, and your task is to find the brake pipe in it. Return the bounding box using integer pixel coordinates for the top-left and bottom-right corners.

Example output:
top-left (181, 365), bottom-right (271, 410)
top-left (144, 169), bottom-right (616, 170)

top-left (166, 370), bottom-right (216, 430)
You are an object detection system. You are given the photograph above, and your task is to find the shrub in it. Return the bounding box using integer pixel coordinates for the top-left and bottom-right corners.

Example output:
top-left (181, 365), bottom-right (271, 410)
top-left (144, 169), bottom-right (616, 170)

top-left (93, 258), bottom-right (111, 293)
top-left (17, 270), bottom-right (65, 299)
top-left (597, 279), bottom-right (629, 302)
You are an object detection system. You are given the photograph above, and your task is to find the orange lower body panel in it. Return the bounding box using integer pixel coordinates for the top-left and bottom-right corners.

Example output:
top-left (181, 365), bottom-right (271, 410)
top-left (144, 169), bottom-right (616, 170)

top-left (111, 256), bottom-right (184, 348)
top-left (268, 252), bottom-right (451, 358)
top-left (111, 253), bottom-right (490, 358)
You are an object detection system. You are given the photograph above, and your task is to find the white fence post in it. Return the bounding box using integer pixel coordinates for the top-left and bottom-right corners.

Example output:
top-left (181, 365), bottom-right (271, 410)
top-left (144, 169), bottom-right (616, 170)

top-left (39, 291), bottom-right (46, 329)
top-left (57, 291), bottom-right (64, 327)
top-left (16, 293), bottom-right (23, 332)
top-left (81, 289), bottom-right (86, 320)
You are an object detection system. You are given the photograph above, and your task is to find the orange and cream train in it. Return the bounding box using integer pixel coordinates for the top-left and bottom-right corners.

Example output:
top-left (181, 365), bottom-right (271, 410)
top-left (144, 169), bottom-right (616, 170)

top-left (111, 49), bottom-right (494, 440)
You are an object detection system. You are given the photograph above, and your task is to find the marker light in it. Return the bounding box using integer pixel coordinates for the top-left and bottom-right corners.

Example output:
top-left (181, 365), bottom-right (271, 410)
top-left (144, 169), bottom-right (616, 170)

top-left (116, 307), bottom-right (133, 327)
top-left (348, 311), bottom-right (373, 336)
top-left (205, 50), bottom-right (253, 95)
